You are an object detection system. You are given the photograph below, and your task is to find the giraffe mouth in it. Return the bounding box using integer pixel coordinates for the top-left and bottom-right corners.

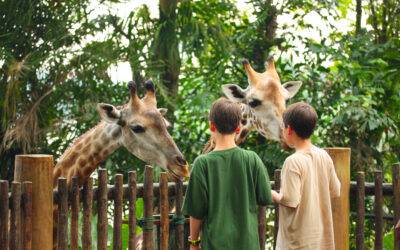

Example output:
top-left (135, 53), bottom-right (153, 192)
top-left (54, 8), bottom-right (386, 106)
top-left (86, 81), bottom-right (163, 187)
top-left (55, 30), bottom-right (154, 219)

top-left (167, 169), bottom-right (182, 180)
top-left (167, 164), bottom-right (190, 180)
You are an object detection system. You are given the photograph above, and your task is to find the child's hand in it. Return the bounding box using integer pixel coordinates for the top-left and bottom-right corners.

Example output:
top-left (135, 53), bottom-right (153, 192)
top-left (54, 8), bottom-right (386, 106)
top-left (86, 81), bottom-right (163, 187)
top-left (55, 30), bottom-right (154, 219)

top-left (271, 190), bottom-right (283, 203)
top-left (190, 245), bottom-right (201, 250)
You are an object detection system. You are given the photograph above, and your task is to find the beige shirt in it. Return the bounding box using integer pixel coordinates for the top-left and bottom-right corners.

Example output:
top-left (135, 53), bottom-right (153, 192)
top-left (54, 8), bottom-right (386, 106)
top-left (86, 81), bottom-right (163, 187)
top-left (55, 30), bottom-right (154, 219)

top-left (276, 146), bottom-right (340, 250)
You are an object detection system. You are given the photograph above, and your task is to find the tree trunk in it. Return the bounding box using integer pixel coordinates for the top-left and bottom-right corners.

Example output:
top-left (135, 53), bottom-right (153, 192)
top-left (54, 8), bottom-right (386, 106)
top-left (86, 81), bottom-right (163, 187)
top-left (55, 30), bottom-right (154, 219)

top-left (356, 0), bottom-right (362, 35)
top-left (369, 0), bottom-right (380, 43)
top-left (381, 0), bottom-right (389, 43)
top-left (153, 0), bottom-right (181, 124)
top-left (253, 0), bottom-right (278, 70)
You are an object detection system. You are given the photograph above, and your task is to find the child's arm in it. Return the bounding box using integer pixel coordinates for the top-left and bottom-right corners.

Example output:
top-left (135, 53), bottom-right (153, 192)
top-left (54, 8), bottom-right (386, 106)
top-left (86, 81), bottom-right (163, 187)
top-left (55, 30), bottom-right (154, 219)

top-left (189, 216), bottom-right (202, 250)
top-left (328, 157), bottom-right (341, 198)
top-left (271, 190), bottom-right (283, 203)
top-left (189, 216), bottom-right (202, 242)
top-left (396, 219), bottom-right (400, 240)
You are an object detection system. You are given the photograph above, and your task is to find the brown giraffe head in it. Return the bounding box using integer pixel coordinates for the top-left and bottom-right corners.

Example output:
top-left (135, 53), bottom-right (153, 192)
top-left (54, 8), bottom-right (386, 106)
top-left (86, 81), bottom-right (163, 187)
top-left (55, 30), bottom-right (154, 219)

top-left (97, 80), bottom-right (189, 178)
top-left (222, 56), bottom-right (302, 142)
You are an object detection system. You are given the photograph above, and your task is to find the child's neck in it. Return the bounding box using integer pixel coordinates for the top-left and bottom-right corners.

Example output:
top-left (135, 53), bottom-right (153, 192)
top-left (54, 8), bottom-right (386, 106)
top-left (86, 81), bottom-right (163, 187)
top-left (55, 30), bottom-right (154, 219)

top-left (213, 132), bottom-right (237, 151)
top-left (294, 139), bottom-right (313, 152)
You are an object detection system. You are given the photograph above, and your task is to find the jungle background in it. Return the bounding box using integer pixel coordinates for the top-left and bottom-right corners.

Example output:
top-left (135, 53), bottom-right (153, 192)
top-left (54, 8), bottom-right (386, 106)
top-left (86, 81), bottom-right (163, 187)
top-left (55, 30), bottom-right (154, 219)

top-left (0, 0), bottom-right (399, 248)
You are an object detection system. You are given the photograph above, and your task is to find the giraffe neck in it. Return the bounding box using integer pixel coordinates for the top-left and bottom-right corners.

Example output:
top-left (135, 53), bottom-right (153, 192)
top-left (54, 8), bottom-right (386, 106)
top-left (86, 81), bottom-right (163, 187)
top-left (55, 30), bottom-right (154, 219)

top-left (53, 122), bottom-right (122, 186)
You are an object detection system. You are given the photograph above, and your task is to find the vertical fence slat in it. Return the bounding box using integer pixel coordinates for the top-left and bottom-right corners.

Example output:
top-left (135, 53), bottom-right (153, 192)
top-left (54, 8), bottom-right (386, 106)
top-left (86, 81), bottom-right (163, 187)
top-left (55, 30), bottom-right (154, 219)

top-left (274, 169), bottom-right (281, 248)
top-left (143, 166), bottom-right (154, 250)
top-left (160, 173), bottom-right (169, 250)
top-left (393, 163), bottom-right (400, 250)
top-left (98, 169), bottom-right (108, 250)
top-left (113, 174), bottom-right (123, 250)
top-left (10, 182), bottom-right (22, 250)
top-left (374, 170), bottom-right (383, 250)
top-left (258, 206), bottom-right (266, 250)
top-left (22, 182), bottom-right (32, 250)
top-left (128, 171), bottom-right (137, 250)
top-left (0, 180), bottom-right (9, 249)
top-left (57, 178), bottom-right (68, 250)
top-left (356, 171), bottom-right (365, 250)
top-left (70, 177), bottom-right (80, 250)
top-left (82, 177), bottom-right (93, 250)
top-left (175, 180), bottom-right (184, 250)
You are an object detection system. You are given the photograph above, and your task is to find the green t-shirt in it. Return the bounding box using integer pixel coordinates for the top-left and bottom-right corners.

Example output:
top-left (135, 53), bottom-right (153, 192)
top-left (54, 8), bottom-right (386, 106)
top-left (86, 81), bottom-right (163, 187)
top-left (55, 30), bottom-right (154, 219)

top-left (182, 147), bottom-right (272, 250)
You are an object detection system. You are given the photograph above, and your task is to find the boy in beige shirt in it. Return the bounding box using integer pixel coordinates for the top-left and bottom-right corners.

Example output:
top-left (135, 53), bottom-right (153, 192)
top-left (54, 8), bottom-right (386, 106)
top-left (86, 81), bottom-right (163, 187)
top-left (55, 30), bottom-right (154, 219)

top-left (272, 102), bottom-right (341, 250)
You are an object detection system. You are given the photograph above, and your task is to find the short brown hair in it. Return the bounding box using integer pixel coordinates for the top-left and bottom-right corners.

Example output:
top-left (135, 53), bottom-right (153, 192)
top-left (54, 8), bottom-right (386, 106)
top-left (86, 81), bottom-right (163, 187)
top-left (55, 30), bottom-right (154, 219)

top-left (209, 97), bottom-right (241, 134)
top-left (283, 102), bottom-right (317, 139)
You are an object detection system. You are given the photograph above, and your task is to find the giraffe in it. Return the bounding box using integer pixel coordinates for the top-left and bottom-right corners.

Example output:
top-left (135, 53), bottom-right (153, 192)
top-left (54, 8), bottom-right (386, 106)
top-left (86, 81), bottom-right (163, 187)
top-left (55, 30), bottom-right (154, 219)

top-left (52, 80), bottom-right (189, 249)
top-left (204, 56), bottom-right (302, 152)
top-left (53, 79), bottom-right (190, 187)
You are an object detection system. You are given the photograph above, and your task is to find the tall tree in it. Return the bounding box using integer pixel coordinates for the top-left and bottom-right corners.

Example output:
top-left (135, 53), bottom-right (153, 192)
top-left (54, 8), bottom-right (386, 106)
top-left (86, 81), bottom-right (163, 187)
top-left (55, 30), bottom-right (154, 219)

top-left (152, 0), bottom-right (181, 123)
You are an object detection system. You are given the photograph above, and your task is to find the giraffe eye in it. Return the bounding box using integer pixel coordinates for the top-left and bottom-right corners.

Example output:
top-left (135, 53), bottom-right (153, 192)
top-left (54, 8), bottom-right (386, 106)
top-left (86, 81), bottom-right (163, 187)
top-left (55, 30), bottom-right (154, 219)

top-left (130, 125), bottom-right (146, 133)
top-left (249, 99), bottom-right (262, 108)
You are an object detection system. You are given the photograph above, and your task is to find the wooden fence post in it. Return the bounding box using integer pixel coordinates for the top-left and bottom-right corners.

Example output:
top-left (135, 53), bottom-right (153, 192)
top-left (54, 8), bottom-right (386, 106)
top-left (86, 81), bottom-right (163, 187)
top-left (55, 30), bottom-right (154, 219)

top-left (143, 166), bottom-right (154, 250)
top-left (97, 169), bottom-right (108, 250)
top-left (325, 148), bottom-right (350, 250)
top-left (175, 179), bottom-right (184, 250)
top-left (113, 174), bottom-right (123, 250)
top-left (356, 171), bottom-right (365, 250)
top-left (0, 180), bottom-right (9, 249)
top-left (160, 173), bottom-right (169, 250)
top-left (57, 178), bottom-right (68, 250)
top-left (374, 170), bottom-right (383, 250)
top-left (10, 182), bottom-right (22, 250)
top-left (128, 171), bottom-right (137, 250)
top-left (22, 181), bottom-right (33, 250)
top-left (14, 155), bottom-right (53, 250)
top-left (393, 163), bottom-right (400, 250)
top-left (70, 177), bottom-right (79, 250)
top-left (82, 177), bottom-right (93, 250)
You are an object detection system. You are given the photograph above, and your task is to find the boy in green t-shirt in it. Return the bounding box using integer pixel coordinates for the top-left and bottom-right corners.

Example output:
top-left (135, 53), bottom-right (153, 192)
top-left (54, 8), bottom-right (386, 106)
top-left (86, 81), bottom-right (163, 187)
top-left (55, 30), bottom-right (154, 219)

top-left (182, 97), bottom-right (272, 250)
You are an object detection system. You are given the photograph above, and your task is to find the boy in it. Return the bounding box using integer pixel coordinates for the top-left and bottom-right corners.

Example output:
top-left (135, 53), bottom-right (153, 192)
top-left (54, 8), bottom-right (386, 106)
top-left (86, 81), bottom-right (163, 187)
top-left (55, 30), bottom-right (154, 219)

top-left (182, 97), bottom-right (272, 250)
top-left (272, 102), bottom-right (341, 250)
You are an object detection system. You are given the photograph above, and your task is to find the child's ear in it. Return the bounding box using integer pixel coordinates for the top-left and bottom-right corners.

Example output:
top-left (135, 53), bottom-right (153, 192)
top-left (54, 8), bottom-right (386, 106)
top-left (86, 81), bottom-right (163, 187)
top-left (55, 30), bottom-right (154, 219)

top-left (222, 84), bottom-right (246, 103)
top-left (210, 122), bottom-right (217, 132)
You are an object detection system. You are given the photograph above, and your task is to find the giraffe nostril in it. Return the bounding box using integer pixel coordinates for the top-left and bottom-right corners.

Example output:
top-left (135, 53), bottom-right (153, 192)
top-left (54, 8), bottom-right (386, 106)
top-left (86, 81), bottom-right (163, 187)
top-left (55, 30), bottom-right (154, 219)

top-left (176, 156), bottom-right (187, 166)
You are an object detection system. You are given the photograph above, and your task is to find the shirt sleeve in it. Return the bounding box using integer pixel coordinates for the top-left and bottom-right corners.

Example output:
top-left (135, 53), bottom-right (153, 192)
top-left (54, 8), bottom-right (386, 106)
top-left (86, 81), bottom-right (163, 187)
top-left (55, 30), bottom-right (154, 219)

top-left (280, 157), bottom-right (302, 208)
top-left (327, 156), bottom-right (341, 198)
top-left (254, 154), bottom-right (272, 206)
top-left (182, 158), bottom-right (208, 220)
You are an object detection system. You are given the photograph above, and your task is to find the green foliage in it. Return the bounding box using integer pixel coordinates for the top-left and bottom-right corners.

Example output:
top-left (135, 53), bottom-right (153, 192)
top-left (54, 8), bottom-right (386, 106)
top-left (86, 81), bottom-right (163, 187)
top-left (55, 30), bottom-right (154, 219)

top-left (0, 0), bottom-right (399, 246)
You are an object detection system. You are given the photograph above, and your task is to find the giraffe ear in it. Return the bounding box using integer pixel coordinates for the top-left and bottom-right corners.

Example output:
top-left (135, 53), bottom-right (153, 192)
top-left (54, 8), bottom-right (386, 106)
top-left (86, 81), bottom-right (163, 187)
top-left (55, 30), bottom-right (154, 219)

top-left (97, 103), bottom-right (122, 124)
top-left (282, 81), bottom-right (302, 99)
top-left (158, 108), bottom-right (168, 116)
top-left (222, 84), bottom-right (246, 103)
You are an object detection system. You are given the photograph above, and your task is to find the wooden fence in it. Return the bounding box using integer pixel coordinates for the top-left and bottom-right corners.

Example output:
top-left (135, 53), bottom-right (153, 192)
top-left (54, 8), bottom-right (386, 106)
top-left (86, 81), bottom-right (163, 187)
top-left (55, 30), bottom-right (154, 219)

top-left (0, 180), bottom-right (32, 249)
top-left (0, 153), bottom-right (399, 249)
